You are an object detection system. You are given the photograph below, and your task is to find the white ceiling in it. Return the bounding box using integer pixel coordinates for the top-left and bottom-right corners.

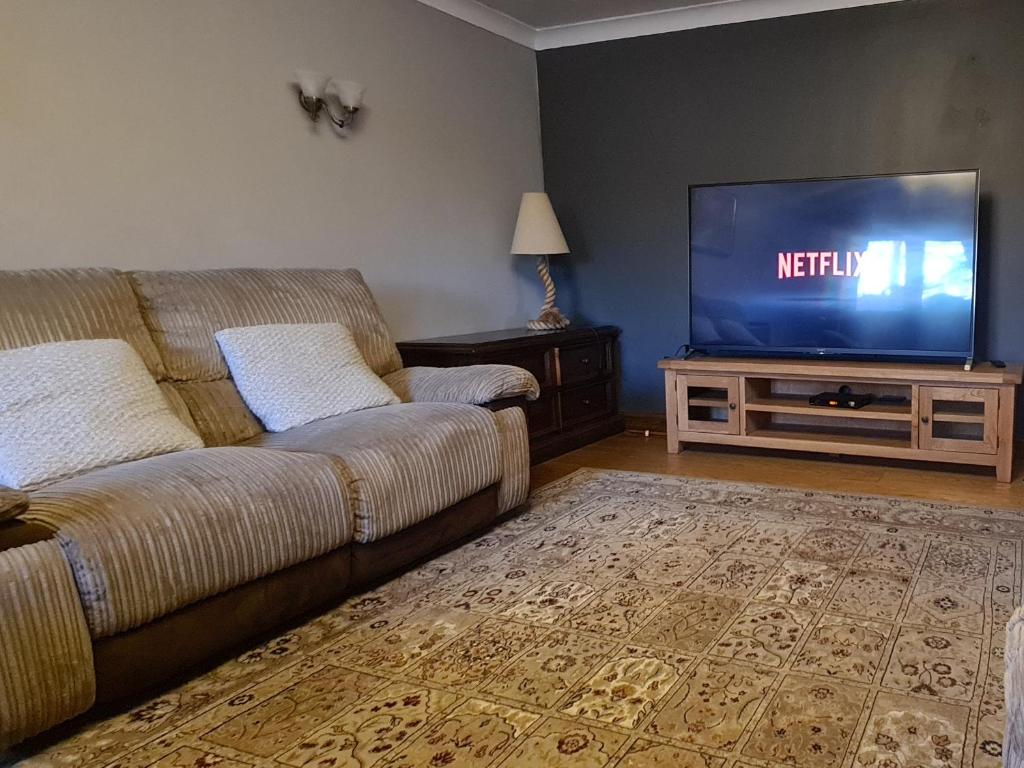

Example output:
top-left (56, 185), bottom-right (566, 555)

top-left (475, 0), bottom-right (715, 28)
top-left (416, 0), bottom-right (906, 49)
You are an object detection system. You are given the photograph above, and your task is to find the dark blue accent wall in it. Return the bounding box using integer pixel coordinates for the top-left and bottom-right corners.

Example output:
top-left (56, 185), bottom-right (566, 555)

top-left (537, 0), bottom-right (1024, 414)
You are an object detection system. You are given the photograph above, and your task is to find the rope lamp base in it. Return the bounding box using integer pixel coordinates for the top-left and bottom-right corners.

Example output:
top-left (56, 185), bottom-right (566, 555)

top-left (528, 255), bottom-right (570, 330)
top-left (528, 308), bottom-right (569, 330)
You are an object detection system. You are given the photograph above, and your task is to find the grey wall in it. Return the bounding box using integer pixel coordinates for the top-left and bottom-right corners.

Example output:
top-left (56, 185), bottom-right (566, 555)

top-left (538, 0), bottom-right (1024, 414)
top-left (0, 0), bottom-right (545, 341)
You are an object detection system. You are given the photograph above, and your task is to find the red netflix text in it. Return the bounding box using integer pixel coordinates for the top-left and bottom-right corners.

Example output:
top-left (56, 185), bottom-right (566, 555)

top-left (777, 251), bottom-right (864, 279)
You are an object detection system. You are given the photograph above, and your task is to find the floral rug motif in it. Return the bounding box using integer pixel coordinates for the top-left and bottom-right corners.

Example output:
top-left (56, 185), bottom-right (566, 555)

top-left (10, 469), bottom-right (1021, 768)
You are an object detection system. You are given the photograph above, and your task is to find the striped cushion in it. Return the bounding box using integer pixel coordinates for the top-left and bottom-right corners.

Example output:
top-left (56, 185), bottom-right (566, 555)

top-left (24, 447), bottom-right (352, 638)
top-left (0, 541), bottom-right (95, 750)
top-left (493, 406), bottom-right (530, 513)
top-left (131, 268), bottom-right (402, 382)
top-left (157, 382), bottom-right (201, 436)
top-left (171, 380), bottom-right (263, 447)
top-left (383, 365), bottom-right (540, 404)
top-left (0, 268), bottom-right (164, 378)
top-left (246, 403), bottom-right (502, 543)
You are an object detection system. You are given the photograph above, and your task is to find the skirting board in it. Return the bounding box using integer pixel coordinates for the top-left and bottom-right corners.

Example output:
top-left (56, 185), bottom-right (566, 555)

top-left (624, 412), bottom-right (668, 435)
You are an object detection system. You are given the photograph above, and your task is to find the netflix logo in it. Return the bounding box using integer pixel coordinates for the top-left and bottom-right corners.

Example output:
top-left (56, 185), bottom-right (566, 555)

top-left (778, 251), bottom-right (864, 280)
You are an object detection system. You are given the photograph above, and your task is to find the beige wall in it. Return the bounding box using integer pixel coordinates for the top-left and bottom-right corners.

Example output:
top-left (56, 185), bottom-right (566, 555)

top-left (0, 0), bottom-right (545, 340)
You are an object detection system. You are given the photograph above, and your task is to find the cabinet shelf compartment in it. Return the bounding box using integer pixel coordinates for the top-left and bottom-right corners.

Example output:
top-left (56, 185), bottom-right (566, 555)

top-left (678, 375), bottom-right (739, 435)
top-left (744, 394), bottom-right (912, 422)
top-left (920, 386), bottom-right (998, 454)
top-left (745, 411), bottom-right (912, 450)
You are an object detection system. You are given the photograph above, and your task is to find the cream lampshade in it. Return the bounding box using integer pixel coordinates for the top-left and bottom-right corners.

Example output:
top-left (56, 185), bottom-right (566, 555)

top-left (511, 192), bottom-right (570, 330)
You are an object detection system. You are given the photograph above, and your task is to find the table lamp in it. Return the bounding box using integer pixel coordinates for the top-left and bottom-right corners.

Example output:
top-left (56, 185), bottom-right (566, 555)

top-left (511, 192), bottom-right (570, 330)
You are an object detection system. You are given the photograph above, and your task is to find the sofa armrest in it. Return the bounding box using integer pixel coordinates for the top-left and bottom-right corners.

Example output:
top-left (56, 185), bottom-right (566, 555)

top-left (0, 486), bottom-right (29, 523)
top-left (0, 485), bottom-right (51, 554)
top-left (383, 365), bottom-right (540, 405)
top-left (0, 520), bottom-right (54, 554)
top-left (0, 540), bottom-right (96, 750)
top-left (484, 395), bottom-right (530, 412)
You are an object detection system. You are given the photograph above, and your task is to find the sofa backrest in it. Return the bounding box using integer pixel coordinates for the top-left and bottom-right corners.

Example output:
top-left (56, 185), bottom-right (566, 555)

top-left (0, 268), bottom-right (200, 436)
top-left (0, 267), bottom-right (402, 448)
top-left (0, 268), bottom-right (165, 378)
top-left (130, 268), bottom-right (403, 445)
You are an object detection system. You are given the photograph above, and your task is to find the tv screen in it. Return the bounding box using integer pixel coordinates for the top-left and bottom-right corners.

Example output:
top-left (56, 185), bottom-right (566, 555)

top-left (688, 170), bottom-right (979, 360)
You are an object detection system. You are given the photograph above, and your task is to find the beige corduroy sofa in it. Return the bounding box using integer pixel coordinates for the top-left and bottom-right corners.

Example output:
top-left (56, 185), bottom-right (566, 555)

top-left (0, 267), bottom-right (538, 750)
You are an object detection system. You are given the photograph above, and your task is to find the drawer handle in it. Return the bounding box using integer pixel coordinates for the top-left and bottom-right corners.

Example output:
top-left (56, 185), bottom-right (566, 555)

top-left (582, 398), bottom-right (591, 405)
top-left (580, 357), bottom-right (591, 365)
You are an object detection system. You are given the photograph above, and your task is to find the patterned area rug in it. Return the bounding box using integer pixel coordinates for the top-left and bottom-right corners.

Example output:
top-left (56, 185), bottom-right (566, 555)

top-left (12, 469), bottom-right (1019, 768)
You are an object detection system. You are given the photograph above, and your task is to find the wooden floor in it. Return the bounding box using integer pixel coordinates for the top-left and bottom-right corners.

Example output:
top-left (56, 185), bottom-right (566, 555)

top-left (531, 431), bottom-right (1024, 511)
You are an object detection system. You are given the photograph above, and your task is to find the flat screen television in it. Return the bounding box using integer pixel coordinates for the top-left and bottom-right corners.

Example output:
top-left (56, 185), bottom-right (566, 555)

top-left (688, 170), bottom-right (979, 362)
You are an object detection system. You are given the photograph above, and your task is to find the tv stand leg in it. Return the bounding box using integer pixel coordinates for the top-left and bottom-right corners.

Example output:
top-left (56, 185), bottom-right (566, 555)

top-left (667, 431), bottom-right (681, 454)
top-left (997, 384), bottom-right (1015, 482)
top-left (963, 357), bottom-right (974, 372)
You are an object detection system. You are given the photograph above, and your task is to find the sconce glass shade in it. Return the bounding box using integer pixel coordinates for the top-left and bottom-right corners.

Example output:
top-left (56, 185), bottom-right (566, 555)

top-left (511, 193), bottom-right (570, 255)
top-left (331, 80), bottom-right (366, 110)
top-left (295, 69), bottom-right (330, 99)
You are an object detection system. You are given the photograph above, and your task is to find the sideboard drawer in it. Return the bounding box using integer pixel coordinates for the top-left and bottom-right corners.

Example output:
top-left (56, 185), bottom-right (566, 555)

top-left (561, 381), bottom-right (613, 425)
top-left (558, 342), bottom-right (607, 385)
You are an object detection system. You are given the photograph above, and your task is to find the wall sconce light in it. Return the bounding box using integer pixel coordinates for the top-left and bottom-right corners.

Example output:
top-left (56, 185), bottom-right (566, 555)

top-left (293, 69), bottom-right (366, 132)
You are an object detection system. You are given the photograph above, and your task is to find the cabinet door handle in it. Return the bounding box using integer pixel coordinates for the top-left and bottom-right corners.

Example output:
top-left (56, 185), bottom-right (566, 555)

top-left (580, 357), bottom-right (590, 365)
top-left (921, 416), bottom-right (930, 424)
top-left (582, 398), bottom-right (591, 405)
top-left (729, 403), bottom-right (737, 411)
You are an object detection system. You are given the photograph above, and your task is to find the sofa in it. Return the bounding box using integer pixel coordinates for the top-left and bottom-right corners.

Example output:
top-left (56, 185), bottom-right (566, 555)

top-left (0, 267), bottom-right (538, 750)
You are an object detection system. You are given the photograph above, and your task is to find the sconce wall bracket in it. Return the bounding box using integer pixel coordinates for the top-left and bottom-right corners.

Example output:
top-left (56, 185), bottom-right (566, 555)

top-left (295, 88), bottom-right (360, 131)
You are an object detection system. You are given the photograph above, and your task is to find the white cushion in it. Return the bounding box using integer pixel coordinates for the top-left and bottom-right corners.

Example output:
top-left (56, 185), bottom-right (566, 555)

top-left (215, 323), bottom-right (400, 433)
top-left (0, 340), bottom-right (203, 489)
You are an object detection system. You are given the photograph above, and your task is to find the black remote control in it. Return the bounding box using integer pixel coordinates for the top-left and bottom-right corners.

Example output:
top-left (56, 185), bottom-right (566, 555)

top-left (992, 360), bottom-right (1006, 368)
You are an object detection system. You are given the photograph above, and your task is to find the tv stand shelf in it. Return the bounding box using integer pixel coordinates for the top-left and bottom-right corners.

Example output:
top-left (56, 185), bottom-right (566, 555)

top-left (658, 357), bottom-right (1022, 482)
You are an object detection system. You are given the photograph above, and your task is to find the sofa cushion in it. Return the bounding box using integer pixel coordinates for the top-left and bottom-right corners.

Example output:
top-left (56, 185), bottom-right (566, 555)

top-left (131, 268), bottom-right (403, 382)
top-left (245, 403), bottom-right (502, 543)
top-left (171, 380), bottom-right (263, 447)
top-left (216, 323), bottom-right (400, 432)
top-left (0, 268), bottom-right (164, 378)
top-left (0, 340), bottom-right (203, 489)
top-left (23, 447), bottom-right (352, 639)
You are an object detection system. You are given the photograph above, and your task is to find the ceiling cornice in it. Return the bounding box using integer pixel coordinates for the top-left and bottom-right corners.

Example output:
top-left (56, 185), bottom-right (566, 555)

top-left (416, 0), bottom-right (906, 50)
top-left (416, 0), bottom-right (537, 48)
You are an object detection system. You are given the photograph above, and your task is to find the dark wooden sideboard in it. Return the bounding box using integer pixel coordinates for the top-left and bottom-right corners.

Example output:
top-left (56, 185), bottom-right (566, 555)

top-left (398, 326), bottom-right (624, 462)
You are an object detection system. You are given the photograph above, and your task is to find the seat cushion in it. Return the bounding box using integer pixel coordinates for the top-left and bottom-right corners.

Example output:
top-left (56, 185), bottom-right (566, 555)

top-left (131, 268), bottom-right (403, 381)
top-left (23, 447), bottom-right (352, 639)
top-left (246, 403), bottom-right (502, 543)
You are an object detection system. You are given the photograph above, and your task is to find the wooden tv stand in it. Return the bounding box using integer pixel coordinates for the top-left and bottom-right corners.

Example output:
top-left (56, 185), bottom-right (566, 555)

top-left (658, 357), bottom-right (1022, 482)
